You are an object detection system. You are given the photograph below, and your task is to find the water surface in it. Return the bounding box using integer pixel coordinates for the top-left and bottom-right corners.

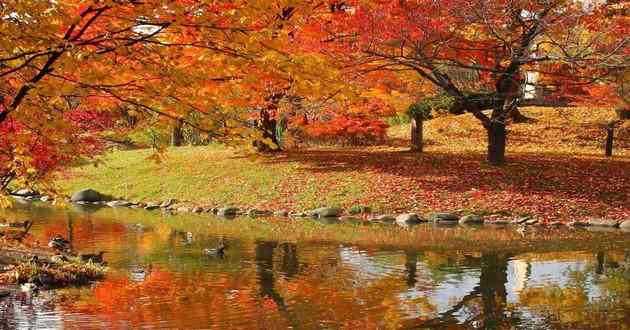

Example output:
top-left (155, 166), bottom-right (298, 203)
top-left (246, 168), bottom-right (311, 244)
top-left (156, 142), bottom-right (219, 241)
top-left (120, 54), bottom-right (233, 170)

top-left (1, 203), bottom-right (629, 329)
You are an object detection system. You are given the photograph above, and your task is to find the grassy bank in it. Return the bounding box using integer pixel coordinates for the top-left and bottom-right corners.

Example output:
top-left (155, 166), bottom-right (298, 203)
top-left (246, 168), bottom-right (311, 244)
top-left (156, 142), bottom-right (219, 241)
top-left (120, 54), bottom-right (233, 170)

top-left (57, 107), bottom-right (630, 222)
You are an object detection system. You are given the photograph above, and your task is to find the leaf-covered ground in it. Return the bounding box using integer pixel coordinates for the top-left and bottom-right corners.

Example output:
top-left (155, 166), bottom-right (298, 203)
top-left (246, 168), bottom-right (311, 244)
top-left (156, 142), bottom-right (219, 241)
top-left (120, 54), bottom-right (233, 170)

top-left (58, 107), bottom-right (630, 222)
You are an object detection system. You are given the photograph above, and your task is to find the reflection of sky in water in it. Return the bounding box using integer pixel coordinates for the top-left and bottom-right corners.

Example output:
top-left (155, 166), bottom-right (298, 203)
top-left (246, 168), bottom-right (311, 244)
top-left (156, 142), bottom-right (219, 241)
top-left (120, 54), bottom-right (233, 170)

top-left (340, 246), bottom-right (480, 321)
top-left (506, 259), bottom-right (599, 303)
top-left (6, 292), bottom-right (63, 330)
top-left (339, 246), bottom-right (403, 282)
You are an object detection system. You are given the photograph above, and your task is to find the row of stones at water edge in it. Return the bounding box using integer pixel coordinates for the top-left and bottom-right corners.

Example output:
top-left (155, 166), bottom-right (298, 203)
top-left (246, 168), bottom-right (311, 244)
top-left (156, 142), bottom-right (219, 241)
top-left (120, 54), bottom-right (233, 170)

top-left (10, 188), bottom-right (630, 231)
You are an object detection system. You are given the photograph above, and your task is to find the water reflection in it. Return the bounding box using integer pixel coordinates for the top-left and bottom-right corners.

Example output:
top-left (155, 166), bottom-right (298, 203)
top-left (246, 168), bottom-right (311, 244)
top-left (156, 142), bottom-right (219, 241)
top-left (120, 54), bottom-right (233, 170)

top-left (0, 203), bottom-right (628, 329)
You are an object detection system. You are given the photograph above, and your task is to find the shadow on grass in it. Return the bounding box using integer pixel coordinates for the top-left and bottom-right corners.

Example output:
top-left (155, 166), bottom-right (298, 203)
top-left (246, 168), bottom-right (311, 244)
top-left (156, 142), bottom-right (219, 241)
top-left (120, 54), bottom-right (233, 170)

top-left (261, 148), bottom-right (629, 208)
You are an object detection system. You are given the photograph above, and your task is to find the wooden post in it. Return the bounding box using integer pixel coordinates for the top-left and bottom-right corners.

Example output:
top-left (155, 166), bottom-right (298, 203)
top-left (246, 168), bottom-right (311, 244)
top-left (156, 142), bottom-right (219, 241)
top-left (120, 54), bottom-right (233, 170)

top-left (410, 112), bottom-right (423, 152)
top-left (605, 127), bottom-right (614, 157)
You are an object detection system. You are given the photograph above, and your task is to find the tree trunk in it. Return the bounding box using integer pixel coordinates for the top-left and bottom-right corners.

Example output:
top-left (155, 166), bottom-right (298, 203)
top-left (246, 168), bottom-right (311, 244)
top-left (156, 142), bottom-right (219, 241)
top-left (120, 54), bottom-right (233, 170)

top-left (410, 112), bottom-right (423, 152)
top-left (171, 119), bottom-right (183, 147)
top-left (487, 121), bottom-right (507, 165)
top-left (605, 128), bottom-right (614, 157)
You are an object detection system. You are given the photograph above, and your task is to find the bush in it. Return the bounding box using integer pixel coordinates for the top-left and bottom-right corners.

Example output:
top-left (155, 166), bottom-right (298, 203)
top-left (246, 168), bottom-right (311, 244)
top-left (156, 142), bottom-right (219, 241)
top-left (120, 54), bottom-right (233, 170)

top-left (407, 93), bottom-right (456, 119)
top-left (301, 116), bottom-right (389, 146)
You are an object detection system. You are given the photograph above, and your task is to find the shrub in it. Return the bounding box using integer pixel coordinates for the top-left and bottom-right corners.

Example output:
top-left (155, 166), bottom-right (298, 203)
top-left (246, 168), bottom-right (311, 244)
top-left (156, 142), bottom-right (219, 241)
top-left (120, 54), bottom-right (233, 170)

top-left (301, 116), bottom-right (389, 146)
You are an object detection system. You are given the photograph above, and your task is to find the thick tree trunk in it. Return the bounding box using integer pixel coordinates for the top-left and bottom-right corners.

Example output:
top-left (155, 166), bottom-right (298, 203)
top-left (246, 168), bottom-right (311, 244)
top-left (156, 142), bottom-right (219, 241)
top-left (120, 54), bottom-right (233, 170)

top-left (487, 121), bottom-right (507, 165)
top-left (410, 112), bottom-right (423, 152)
top-left (605, 128), bottom-right (614, 157)
top-left (171, 119), bottom-right (184, 147)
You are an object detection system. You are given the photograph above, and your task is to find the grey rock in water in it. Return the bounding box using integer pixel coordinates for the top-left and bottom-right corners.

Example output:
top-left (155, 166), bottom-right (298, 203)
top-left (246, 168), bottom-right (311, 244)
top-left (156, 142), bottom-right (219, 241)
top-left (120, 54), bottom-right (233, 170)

top-left (427, 212), bottom-right (459, 222)
top-left (567, 221), bottom-right (590, 227)
top-left (587, 218), bottom-right (619, 227)
top-left (193, 207), bottom-right (204, 213)
top-left (247, 209), bottom-right (272, 217)
top-left (273, 210), bottom-right (289, 217)
top-left (217, 207), bottom-right (239, 217)
top-left (459, 215), bottom-right (483, 224)
top-left (525, 218), bottom-right (539, 225)
top-left (395, 213), bottom-right (422, 225)
top-left (40, 195), bottom-right (51, 202)
top-left (512, 216), bottom-right (531, 225)
top-left (619, 220), bottom-right (630, 229)
top-left (549, 221), bottom-right (564, 226)
top-left (107, 200), bottom-right (132, 208)
top-left (144, 202), bottom-right (160, 210)
top-left (309, 207), bottom-right (342, 218)
top-left (13, 188), bottom-right (37, 197)
top-left (71, 189), bottom-right (104, 202)
top-left (160, 199), bottom-right (177, 208)
top-left (369, 215), bottom-right (396, 223)
top-left (176, 206), bottom-right (191, 213)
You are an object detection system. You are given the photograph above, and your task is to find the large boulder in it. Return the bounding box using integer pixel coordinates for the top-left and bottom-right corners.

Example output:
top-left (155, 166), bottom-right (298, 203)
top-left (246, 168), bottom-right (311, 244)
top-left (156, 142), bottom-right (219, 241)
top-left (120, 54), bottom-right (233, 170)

top-left (459, 215), bottom-right (483, 225)
top-left (396, 213), bottom-right (422, 226)
top-left (71, 189), bottom-right (105, 202)
top-left (369, 215), bottom-right (396, 223)
top-left (12, 188), bottom-right (37, 197)
top-left (309, 207), bottom-right (342, 218)
top-left (217, 207), bottom-right (239, 217)
top-left (107, 200), bottom-right (132, 208)
top-left (427, 212), bottom-right (459, 223)
top-left (587, 218), bottom-right (619, 227)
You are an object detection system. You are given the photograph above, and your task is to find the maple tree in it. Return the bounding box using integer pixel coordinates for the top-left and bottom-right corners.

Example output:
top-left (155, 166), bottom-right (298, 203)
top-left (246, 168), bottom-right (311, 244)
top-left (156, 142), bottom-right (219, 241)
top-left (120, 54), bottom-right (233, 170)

top-left (0, 0), bottom-right (359, 192)
top-left (312, 0), bottom-right (629, 164)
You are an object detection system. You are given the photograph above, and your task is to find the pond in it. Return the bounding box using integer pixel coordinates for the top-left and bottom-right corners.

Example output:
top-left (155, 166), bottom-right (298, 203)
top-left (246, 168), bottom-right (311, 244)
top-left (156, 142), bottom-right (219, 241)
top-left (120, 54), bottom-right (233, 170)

top-left (1, 202), bottom-right (629, 329)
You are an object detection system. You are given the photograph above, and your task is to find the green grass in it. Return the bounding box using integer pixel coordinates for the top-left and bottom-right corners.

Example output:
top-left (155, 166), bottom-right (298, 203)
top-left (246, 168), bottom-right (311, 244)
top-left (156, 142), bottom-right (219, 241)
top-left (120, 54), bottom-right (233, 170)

top-left (57, 144), bottom-right (368, 210)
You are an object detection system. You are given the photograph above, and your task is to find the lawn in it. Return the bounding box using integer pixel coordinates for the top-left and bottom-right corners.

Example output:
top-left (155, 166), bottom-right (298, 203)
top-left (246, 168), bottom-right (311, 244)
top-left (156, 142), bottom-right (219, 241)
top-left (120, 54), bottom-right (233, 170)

top-left (57, 107), bottom-right (630, 222)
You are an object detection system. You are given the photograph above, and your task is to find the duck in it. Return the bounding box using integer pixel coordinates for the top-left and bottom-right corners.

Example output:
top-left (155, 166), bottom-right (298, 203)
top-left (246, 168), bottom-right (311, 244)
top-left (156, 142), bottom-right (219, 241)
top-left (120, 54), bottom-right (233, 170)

top-left (203, 239), bottom-right (228, 257)
top-left (48, 235), bottom-right (71, 252)
top-left (80, 251), bottom-right (106, 264)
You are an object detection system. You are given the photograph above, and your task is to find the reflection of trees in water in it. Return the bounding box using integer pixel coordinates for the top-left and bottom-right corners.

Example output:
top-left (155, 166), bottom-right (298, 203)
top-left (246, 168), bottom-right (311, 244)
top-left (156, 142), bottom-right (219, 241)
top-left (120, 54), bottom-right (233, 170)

top-left (408, 252), bottom-right (519, 329)
top-left (254, 240), bottom-right (307, 328)
top-left (404, 250), bottom-right (419, 288)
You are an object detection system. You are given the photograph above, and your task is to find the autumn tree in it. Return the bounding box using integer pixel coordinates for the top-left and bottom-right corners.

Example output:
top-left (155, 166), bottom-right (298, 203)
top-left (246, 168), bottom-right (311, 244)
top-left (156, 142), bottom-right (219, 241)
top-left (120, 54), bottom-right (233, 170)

top-left (315, 0), bottom-right (629, 164)
top-left (0, 0), bottom-right (361, 195)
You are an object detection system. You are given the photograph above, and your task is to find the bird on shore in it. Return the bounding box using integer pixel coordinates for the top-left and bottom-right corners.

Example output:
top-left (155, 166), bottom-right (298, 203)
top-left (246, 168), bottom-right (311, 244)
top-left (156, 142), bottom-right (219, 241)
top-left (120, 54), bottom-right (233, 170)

top-left (48, 235), bottom-right (71, 252)
top-left (203, 238), bottom-right (228, 258)
top-left (80, 251), bottom-right (106, 264)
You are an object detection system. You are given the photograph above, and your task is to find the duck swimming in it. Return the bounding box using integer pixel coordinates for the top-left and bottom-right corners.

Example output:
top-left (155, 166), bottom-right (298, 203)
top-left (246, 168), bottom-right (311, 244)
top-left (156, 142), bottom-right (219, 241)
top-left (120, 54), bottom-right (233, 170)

top-left (203, 239), bottom-right (228, 257)
top-left (80, 251), bottom-right (106, 264)
top-left (48, 235), bottom-right (71, 252)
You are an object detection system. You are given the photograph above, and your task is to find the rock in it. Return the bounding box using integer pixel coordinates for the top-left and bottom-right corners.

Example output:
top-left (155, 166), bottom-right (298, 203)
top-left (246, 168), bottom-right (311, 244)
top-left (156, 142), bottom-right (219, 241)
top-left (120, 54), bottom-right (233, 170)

top-left (525, 218), bottom-right (539, 225)
top-left (369, 215), bottom-right (396, 223)
top-left (619, 220), bottom-right (630, 229)
top-left (40, 195), bottom-right (51, 202)
top-left (348, 205), bottom-right (371, 215)
top-left (459, 215), bottom-right (483, 225)
top-left (247, 209), bottom-right (272, 217)
top-left (549, 221), bottom-right (564, 226)
top-left (0, 290), bottom-right (10, 299)
top-left (176, 207), bottom-right (191, 213)
top-left (587, 218), bottom-right (619, 227)
top-left (290, 212), bottom-right (308, 217)
top-left (193, 207), bottom-right (204, 213)
top-left (309, 207), bottom-right (342, 218)
top-left (144, 202), bottom-right (160, 210)
top-left (13, 188), bottom-right (37, 197)
top-left (587, 226), bottom-right (618, 233)
top-left (107, 200), bottom-right (132, 208)
top-left (217, 207), bottom-right (239, 217)
top-left (567, 221), bottom-right (590, 227)
top-left (71, 189), bottom-right (105, 202)
top-left (512, 216), bottom-right (531, 225)
top-left (160, 199), bottom-right (177, 208)
top-left (427, 212), bottom-right (459, 222)
top-left (273, 210), bottom-right (289, 217)
top-left (489, 219), bottom-right (510, 225)
top-left (395, 213), bottom-right (422, 225)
